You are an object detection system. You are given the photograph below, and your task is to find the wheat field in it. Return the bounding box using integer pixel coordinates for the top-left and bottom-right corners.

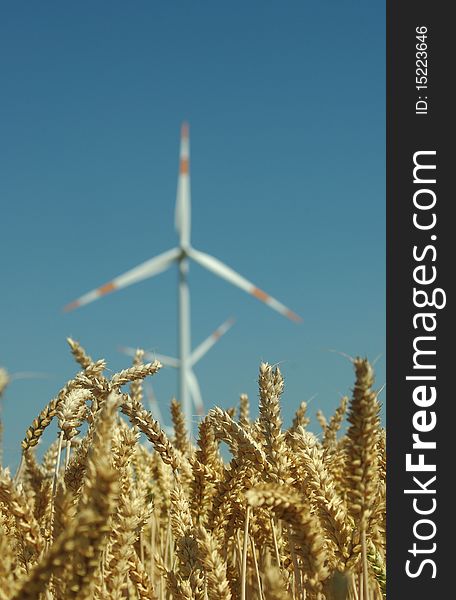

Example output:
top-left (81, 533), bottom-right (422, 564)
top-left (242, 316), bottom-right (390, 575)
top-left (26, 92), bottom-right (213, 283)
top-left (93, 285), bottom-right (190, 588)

top-left (0, 339), bottom-right (385, 600)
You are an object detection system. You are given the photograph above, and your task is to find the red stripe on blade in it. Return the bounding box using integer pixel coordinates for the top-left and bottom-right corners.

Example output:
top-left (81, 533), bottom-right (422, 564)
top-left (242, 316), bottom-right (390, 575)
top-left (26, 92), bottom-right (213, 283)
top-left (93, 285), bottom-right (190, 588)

top-left (286, 309), bottom-right (302, 323)
top-left (252, 288), bottom-right (269, 302)
top-left (180, 158), bottom-right (189, 174)
top-left (63, 300), bottom-right (80, 312)
top-left (99, 282), bottom-right (116, 296)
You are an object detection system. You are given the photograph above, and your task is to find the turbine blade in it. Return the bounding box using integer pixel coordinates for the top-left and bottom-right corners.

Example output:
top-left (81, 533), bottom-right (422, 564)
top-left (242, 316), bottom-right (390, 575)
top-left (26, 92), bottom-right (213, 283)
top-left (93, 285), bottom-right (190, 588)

top-left (64, 247), bottom-right (180, 312)
top-left (190, 317), bottom-right (235, 366)
top-left (118, 346), bottom-right (180, 368)
top-left (188, 248), bottom-right (302, 322)
top-left (187, 369), bottom-right (204, 417)
top-left (148, 353), bottom-right (180, 369)
top-left (175, 122), bottom-right (191, 247)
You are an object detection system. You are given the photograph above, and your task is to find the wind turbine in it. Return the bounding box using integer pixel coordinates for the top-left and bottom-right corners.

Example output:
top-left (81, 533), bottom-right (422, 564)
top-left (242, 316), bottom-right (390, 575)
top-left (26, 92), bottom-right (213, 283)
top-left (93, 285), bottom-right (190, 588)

top-left (64, 123), bottom-right (301, 431)
top-left (120, 316), bottom-right (235, 417)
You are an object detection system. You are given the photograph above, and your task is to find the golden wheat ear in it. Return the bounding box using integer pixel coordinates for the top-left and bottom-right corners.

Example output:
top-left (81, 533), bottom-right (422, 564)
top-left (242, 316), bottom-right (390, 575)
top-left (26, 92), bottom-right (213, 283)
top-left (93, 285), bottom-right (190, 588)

top-left (1, 347), bottom-right (384, 600)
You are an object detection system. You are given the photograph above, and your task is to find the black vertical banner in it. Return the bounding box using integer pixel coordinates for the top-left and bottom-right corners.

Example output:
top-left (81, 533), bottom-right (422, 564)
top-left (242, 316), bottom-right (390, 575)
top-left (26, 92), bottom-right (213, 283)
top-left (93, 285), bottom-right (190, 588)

top-left (387, 2), bottom-right (453, 597)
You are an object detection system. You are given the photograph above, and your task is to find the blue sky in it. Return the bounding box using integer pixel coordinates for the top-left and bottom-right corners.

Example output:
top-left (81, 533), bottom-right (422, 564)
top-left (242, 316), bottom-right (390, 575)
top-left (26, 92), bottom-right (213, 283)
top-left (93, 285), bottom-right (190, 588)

top-left (0, 1), bottom-right (385, 468)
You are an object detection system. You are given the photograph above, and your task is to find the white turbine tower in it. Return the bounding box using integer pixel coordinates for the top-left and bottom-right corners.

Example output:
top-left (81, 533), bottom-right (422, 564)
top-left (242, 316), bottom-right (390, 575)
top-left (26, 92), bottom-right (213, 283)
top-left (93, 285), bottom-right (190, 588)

top-left (65, 123), bottom-right (301, 431)
top-left (120, 316), bottom-right (235, 417)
